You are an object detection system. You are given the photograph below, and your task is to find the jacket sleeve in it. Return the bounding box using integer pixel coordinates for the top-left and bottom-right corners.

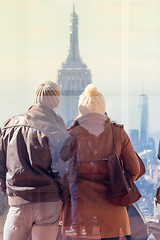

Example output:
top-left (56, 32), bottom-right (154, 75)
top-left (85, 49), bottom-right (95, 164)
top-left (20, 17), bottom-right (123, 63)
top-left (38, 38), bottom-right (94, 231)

top-left (60, 135), bottom-right (75, 161)
top-left (0, 129), bottom-right (7, 193)
top-left (120, 128), bottom-right (140, 181)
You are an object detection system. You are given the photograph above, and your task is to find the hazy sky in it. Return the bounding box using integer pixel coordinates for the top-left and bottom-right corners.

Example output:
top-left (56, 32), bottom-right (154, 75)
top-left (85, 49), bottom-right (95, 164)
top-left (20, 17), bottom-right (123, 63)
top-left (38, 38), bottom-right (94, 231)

top-left (0, 0), bottom-right (160, 137)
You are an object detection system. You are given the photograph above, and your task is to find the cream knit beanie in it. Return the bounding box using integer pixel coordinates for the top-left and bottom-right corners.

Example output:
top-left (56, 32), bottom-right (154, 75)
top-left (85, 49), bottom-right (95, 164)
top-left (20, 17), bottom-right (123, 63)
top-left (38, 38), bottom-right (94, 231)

top-left (78, 84), bottom-right (105, 116)
top-left (34, 81), bottom-right (61, 110)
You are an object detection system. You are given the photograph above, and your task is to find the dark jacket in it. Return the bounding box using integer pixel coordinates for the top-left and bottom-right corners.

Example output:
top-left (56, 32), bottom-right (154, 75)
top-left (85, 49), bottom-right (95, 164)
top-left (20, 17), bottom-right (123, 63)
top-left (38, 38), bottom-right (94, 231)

top-left (0, 104), bottom-right (69, 204)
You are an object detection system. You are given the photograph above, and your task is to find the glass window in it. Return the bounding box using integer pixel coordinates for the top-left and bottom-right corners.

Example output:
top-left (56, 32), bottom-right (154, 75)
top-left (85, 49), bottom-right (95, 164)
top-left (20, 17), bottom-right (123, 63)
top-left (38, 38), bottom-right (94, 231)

top-left (0, 1), bottom-right (160, 239)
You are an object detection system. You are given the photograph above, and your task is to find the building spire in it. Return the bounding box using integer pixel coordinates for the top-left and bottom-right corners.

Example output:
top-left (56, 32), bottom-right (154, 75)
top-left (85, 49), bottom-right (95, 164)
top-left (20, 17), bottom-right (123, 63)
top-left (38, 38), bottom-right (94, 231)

top-left (65, 5), bottom-right (81, 64)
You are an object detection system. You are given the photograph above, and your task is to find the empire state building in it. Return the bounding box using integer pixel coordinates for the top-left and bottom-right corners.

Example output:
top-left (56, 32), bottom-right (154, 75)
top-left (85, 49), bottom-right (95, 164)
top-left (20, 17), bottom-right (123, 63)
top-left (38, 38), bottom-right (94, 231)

top-left (57, 6), bottom-right (92, 127)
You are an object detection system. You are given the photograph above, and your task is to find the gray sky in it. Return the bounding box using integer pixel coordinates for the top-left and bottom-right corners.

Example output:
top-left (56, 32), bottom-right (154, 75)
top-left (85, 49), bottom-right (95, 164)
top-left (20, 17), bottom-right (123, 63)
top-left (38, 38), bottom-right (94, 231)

top-left (0, 0), bottom-right (160, 135)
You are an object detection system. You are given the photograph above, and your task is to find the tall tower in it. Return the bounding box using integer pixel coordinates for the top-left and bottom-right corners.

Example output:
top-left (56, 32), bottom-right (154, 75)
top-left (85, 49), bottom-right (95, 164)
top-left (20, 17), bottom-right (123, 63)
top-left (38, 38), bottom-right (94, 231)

top-left (57, 6), bottom-right (92, 126)
top-left (140, 94), bottom-right (148, 149)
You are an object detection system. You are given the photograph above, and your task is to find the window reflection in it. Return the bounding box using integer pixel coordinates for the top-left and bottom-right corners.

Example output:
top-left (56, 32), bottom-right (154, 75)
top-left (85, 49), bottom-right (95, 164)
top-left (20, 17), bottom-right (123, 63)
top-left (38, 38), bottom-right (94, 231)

top-left (0, 1), bottom-right (160, 240)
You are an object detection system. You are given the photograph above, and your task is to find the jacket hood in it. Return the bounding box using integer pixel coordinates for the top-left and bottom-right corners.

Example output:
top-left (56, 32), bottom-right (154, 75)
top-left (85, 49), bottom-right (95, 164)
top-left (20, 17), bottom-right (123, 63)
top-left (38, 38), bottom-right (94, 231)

top-left (74, 113), bottom-right (108, 137)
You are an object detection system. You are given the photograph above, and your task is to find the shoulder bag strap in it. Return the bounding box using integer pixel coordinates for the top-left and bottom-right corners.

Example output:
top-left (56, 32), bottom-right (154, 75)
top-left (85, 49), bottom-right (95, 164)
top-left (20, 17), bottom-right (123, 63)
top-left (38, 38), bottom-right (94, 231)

top-left (110, 123), bottom-right (118, 156)
top-left (110, 123), bottom-right (125, 171)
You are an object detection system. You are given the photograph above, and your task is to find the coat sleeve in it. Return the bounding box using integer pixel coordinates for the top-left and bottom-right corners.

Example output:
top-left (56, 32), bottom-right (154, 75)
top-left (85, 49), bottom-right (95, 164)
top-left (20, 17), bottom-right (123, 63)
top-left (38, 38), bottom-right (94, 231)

top-left (120, 128), bottom-right (140, 181)
top-left (0, 129), bottom-right (7, 193)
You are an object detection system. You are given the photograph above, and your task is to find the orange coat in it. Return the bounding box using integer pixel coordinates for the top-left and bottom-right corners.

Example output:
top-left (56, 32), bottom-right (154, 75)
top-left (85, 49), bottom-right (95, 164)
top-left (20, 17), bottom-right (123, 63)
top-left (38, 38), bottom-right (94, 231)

top-left (61, 114), bottom-right (140, 238)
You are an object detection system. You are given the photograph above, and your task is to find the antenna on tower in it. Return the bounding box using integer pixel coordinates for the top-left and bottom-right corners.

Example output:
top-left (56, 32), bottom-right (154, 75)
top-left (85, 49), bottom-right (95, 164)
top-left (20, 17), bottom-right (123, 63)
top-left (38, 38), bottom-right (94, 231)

top-left (142, 78), bottom-right (144, 95)
top-left (73, 4), bottom-right (75, 12)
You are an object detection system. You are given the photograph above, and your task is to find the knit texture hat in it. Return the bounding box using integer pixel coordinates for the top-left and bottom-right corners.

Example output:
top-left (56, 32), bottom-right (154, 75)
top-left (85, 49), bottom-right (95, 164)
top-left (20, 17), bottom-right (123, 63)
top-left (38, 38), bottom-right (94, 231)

top-left (34, 81), bottom-right (61, 109)
top-left (78, 84), bottom-right (105, 116)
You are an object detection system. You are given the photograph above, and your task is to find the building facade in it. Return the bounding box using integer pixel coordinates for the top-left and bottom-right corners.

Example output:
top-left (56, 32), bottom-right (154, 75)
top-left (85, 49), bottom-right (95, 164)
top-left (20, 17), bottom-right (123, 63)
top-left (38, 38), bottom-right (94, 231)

top-left (57, 6), bottom-right (92, 127)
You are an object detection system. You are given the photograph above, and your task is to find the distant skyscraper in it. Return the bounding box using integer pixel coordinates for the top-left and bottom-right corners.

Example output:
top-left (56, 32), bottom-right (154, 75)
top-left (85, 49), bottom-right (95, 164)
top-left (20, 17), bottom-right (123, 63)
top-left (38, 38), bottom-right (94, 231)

top-left (57, 5), bottom-right (92, 126)
top-left (130, 129), bottom-right (140, 153)
top-left (140, 94), bottom-right (148, 149)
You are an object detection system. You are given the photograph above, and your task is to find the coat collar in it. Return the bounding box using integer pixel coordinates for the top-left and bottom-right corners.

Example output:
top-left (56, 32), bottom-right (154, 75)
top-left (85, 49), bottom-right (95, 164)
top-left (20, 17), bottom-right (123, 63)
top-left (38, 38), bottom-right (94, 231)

top-left (73, 113), bottom-right (108, 137)
top-left (28, 104), bottom-right (60, 125)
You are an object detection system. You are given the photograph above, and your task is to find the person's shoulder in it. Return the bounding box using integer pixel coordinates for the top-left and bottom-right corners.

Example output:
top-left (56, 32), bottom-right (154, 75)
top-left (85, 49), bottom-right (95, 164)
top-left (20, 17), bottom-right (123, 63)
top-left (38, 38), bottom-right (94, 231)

top-left (111, 122), bottom-right (124, 129)
top-left (104, 117), bottom-right (124, 129)
top-left (1, 114), bottom-right (24, 129)
top-left (109, 121), bottom-right (126, 138)
top-left (68, 120), bottom-right (87, 137)
top-left (109, 122), bottom-right (129, 146)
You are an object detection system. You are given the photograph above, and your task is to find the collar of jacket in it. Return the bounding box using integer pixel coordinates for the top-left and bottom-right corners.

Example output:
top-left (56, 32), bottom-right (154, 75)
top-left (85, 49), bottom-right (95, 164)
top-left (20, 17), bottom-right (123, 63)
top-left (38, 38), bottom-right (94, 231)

top-left (1, 104), bottom-right (65, 131)
top-left (71, 113), bottom-right (109, 137)
top-left (28, 104), bottom-right (60, 124)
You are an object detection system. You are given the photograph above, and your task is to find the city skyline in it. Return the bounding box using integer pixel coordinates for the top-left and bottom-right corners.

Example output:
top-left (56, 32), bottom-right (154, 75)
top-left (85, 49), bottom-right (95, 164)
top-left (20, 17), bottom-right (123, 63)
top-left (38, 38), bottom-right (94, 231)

top-left (0, 0), bottom-right (160, 224)
top-left (0, 0), bottom-right (160, 137)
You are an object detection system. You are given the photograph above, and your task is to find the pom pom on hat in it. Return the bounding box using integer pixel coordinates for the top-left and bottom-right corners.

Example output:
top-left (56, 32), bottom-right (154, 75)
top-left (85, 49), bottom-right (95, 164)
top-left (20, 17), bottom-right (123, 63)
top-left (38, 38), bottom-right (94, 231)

top-left (34, 81), bottom-right (61, 110)
top-left (78, 84), bottom-right (105, 116)
top-left (84, 84), bottom-right (101, 97)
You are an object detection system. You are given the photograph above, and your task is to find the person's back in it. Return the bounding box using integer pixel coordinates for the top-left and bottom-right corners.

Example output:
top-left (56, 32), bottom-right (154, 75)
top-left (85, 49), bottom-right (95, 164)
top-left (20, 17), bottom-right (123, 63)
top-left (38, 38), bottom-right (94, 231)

top-left (61, 84), bottom-right (141, 240)
top-left (0, 81), bottom-right (69, 240)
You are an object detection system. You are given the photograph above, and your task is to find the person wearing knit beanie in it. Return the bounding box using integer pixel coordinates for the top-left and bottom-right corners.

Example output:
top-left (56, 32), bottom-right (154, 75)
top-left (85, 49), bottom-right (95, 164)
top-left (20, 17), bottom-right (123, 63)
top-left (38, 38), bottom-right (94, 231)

top-left (0, 80), bottom-right (68, 240)
top-left (34, 80), bottom-right (61, 110)
top-left (78, 84), bottom-right (105, 116)
top-left (62, 84), bottom-right (141, 239)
